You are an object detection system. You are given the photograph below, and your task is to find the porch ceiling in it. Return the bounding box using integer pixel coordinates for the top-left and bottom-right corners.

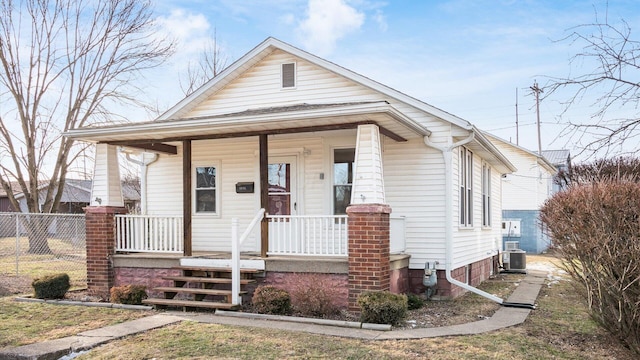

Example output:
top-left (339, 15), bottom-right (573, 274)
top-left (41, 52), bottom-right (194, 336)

top-left (65, 102), bottom-right (431, 148)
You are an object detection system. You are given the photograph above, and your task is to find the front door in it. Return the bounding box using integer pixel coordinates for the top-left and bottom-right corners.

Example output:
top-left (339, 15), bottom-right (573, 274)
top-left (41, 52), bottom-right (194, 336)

top-left (268, 156), bottom-right (297, 216)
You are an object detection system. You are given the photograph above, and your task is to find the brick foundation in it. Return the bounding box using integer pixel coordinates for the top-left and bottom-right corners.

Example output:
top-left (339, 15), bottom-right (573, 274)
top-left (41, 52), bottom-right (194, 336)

top-left (408, 256), bottom-right (498, 299)
top-left (115, 267), bottom-right (182, 298)
top-left (346, 203), bottom-right (391, 313)
top-left (84, 206), bottom-right (127, 299)
top-left (390, 267), bottom-right (409, 294)
top-left (263, 272), bottom-right (349, 309)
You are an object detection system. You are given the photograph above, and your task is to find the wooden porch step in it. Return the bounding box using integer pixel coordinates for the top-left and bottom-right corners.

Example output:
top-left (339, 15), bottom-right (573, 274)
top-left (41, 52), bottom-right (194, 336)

top-left (143, 298), bottom-right (239, 310)
top-left (154, 286), bottom-right (246, 296)
top-left (163, 276), bottom-right (255, 285)
top-left (173, 266), bottom-right (262, 273)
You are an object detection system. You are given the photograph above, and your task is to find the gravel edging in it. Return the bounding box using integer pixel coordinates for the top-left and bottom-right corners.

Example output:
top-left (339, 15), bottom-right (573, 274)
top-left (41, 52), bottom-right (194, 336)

top-left (13, 296), bottom-right (153, 311)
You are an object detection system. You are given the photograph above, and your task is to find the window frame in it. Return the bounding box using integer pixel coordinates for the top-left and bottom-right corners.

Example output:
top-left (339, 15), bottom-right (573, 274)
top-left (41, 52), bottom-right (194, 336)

top-left (193, 162), bottom-right (220, 216)
top-left (459, 147), bottom-right (473, 227)
top-left (332, 147), bottom-right (355, 215)
top-left (481, 162), bottom-right (492, 227)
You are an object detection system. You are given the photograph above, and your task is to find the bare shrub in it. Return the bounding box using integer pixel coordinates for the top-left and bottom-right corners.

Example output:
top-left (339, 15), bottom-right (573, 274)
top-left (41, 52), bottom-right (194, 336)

top-left (540, 181), bottom-right (640, 354)
top-left (251, 285), bottom-right (291, 315)
top-left (287, 273), bottom-right (342, 318)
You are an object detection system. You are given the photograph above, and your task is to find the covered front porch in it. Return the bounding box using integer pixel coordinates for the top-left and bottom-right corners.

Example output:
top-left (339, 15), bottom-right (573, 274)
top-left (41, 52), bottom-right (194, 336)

top-left (72, 101), bottom-right (431, 311)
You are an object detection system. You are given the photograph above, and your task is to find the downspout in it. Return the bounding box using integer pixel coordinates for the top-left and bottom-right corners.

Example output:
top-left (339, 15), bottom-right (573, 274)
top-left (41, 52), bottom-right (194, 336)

top-left (424, 133), bottom-right (534, 309)
top-left (124, 151), bottom-right (159, 215)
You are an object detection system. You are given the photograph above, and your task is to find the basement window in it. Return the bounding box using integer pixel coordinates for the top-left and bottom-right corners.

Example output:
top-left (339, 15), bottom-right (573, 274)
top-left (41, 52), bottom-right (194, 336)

top-left (281, 62), bottom-right (296, 88)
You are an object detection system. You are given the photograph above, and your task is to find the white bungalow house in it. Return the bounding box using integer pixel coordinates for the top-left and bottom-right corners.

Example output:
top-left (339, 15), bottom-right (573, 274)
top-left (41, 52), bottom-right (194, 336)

top-left (66, 37), bottom-right (516, 311)
top-left (484, 133), bottom-right (558, 254)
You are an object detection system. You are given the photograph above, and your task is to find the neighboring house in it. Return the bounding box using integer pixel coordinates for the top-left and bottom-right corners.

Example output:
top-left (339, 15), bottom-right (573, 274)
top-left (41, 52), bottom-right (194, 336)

top-left (541, 150), bottom-right (571, 193)
top-left (0, 179), bottom-right (140, 213)
top-left (485, 133), bottom-right (557, 253)
top-left (66, 37), bottom-right (517, 309)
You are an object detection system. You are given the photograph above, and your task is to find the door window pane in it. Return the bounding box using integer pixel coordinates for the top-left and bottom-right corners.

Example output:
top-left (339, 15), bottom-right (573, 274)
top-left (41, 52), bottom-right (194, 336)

top-left (269, 163), bottom-right (291, 215)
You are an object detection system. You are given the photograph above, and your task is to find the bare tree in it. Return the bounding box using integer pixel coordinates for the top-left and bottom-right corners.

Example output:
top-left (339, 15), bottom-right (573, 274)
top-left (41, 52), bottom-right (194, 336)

top-left (544, 11), bottom-right (640, 157)
top-left (0, 0), bottom-right (173, 253)
top-left (180, 28), bottom-right (228, 96)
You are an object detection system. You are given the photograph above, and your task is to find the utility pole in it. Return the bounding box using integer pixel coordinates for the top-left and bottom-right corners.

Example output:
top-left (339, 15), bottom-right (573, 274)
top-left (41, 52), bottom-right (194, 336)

top-left (515, 87), bottom-right (519, 146)
top-left (530, 81), bottom-right (543, 154)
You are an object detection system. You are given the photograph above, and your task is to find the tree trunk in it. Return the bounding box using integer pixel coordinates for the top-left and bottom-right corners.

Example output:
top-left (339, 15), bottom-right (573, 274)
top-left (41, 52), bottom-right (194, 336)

top-left (26, 216), bottom-right (53, 254)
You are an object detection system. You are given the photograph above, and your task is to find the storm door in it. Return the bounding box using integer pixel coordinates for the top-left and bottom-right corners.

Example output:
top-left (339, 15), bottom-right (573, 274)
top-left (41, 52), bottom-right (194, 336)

top-left (268, 156), bottom-right (297, 216)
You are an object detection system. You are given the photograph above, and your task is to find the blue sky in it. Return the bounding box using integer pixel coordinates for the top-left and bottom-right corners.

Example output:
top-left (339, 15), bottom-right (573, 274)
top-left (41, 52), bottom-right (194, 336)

top-left (141, 0), bottom-right (640, 159)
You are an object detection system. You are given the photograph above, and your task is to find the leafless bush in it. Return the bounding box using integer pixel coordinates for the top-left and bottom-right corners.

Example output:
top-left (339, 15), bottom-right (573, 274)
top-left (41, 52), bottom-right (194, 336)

top-left (288, 273), bottom-right (342, 318)
top-left (540, 181), bottom-right (640, 354)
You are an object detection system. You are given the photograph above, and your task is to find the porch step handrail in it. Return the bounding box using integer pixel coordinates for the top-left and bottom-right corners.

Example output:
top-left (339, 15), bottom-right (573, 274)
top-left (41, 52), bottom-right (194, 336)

top-left (231, 208), bottom-right (265, 306)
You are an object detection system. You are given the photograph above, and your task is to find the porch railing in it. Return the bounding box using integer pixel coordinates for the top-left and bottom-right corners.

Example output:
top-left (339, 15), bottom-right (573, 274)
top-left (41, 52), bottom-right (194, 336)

top-left (115, 215), bottom-right (183, 253)
top-left (390, 216), bottom-right (406, 254)
top-left (267, 215), bottom-right (348, 256)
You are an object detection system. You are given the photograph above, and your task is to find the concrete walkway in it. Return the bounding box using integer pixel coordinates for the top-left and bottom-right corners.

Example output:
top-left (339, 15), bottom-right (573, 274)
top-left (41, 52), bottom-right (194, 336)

top-left (0, 271), bottom-right (546, 359)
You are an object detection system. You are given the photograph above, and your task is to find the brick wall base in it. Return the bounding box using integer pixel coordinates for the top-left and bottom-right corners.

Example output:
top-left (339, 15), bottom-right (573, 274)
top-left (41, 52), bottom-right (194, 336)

top-left (263, 272), bottom-right (349, 310)
top-left (115, 268), bottom-right (182, 298)
top-left (85, 206), bottom-right (127, 299)
top-left (390, 267), bottom-right (409, 294)
top-left (408, 255), bottom-right (498, 299)
top-left (347, 203), bottom-right (391, 313)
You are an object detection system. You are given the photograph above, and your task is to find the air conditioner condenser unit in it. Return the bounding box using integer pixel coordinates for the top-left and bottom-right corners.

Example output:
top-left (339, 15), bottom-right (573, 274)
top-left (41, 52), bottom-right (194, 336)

top-left (502, 250), bottom-right (526, 273)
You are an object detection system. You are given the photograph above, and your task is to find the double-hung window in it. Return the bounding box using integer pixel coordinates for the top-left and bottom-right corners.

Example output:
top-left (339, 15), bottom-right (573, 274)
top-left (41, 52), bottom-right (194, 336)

top-left (333, 148), bottom-right (355, 215)
top-left (482, 163), bottom-right (491, 227)
top-left (195, 165), bottom-right (217, 213)
top-left (459, 147), bottom-right (473, 227)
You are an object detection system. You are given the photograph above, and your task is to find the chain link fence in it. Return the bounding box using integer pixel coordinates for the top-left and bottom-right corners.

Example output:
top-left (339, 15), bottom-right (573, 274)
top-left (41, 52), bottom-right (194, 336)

top-left (0, 213), bottom-right (86, 289)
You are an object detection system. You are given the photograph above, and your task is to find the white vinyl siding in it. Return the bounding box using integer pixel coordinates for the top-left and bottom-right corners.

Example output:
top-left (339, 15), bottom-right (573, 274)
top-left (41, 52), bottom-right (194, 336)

top-left (382, 137), bottom-right (447, 268)
top-left (451, 150), bottom-right (504, 269)
top-left (489, 137), bottom-right (556, 210)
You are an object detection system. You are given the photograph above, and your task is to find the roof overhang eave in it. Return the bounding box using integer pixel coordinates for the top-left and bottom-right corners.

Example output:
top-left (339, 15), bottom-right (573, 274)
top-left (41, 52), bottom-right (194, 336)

top-left (64, 102), bottom-right (431, 143)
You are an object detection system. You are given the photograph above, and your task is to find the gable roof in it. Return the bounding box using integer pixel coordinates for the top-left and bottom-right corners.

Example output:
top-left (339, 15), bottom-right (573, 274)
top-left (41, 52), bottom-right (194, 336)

top-left (65, 37), bottom-right (515, 172)
top-left (483, 132), bottom-right (556, 174)
top-left (159, 37), bottom-right (473, 130)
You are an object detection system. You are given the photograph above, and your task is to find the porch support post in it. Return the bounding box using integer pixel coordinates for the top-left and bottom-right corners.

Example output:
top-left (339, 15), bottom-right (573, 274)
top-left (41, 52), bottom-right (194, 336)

top-left (347, 204), bottom-right (391, 312)
top-left (347, 124), bottom-right (391, 313)
top-left (90, 144), bottom-right (124, 207)
top-left (183, 140), bottom-right (192, 256)
top-left (259, 134), bottom-right (269, 258)
top-left (85, 144), bottom-right (127, 299)
top-left (85, 206), bottom-right (127, 299)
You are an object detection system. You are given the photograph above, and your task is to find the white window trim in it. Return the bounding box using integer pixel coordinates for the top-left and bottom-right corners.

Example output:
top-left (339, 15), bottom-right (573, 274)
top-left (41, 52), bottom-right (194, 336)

top-left (332, 146), bottom-right (355, 215)
top-left (193, 161), bottom-right (221, 217)
top-left (459, 147), bottom-right (473, 228)
top-left (281, 62), bottom-right (296, 89)
top-left (482, 162), bottom-right (492, 228)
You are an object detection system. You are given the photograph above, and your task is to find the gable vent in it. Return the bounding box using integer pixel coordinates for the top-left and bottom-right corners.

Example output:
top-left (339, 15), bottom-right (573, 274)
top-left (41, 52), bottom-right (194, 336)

top-left (282, 63), bottom-right (296, 88)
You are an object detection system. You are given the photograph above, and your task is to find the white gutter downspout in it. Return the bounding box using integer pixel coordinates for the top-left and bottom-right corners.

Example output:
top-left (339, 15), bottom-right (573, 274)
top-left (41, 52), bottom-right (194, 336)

top-left (124, 151), bottom-right (159, 215)
top-left (423, 132), bottom-right (505, 305)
